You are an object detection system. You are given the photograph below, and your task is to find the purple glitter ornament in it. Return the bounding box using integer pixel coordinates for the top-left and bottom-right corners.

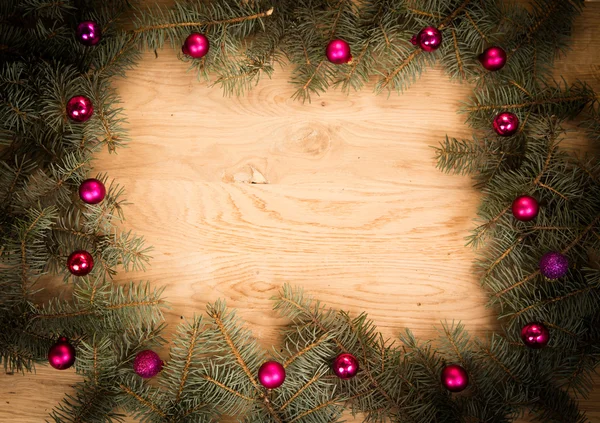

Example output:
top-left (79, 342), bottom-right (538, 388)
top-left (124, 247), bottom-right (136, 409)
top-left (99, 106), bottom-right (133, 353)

top-left (539, 251), bottom-right (569, 280)
top-left (133, 350), bottom-right (163, 378)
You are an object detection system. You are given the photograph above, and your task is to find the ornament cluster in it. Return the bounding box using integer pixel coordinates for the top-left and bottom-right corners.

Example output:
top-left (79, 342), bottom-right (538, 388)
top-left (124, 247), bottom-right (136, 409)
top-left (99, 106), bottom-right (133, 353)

top-left (51, 16), bottom-right (564, 414)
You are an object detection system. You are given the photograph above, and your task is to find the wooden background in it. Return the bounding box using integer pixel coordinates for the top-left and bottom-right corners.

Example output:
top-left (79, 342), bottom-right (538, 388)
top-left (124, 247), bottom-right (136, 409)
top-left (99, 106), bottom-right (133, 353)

top-left (2, 2), bottom-right (600, 421)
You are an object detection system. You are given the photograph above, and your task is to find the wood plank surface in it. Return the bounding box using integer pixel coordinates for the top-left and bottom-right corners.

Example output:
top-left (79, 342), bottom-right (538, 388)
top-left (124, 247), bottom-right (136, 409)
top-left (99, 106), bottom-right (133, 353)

top-left (1, 3), bottom-right (600, 422)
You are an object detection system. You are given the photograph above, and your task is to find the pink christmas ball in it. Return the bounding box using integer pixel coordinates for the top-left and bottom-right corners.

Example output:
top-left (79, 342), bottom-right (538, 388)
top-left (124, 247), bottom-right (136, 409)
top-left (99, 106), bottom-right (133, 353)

top-left (66, 95), bottom-right (94, 122)
top-left (441, 364), bottom-right (469, 392)
top-left (79, 178), bottom-right (106, 204)
top-left (493, 112), bottom-right (519, 136)
top-left (411, 26), bottom-right (443, 52)
top-left (258, 361), bottom-right (286, 389)
top-left (182, 33), bottom-right (210, 59)
top-left (478, 46), bottom-right (507, 71)
top-left (325, 39), bottom-right (352, 64)
top-left (76, 20), bottom-right (101, 46)
top-left (332, 353), bottom-right (359, 379)
top-left (133, 350), bottom-right (163, 378)
top-left (67, 250), bottom-right (94, 276)
top-left (511, 195), bottom-right (539, 222)
top-left (48, 337), bottom-right (76, 370)
top-left (521, 322), bottom-right (550, 349)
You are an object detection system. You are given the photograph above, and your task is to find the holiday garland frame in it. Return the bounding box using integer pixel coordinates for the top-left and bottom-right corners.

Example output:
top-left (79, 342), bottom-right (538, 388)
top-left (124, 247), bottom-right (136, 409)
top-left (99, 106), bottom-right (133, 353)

top-left (1, 0), bottom-right (599, 422)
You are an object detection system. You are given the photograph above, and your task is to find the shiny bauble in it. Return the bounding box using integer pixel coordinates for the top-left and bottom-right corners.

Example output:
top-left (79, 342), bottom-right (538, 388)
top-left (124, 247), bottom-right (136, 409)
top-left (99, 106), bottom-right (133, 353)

top-left (67, 250), bottom-right (94, 276)
top-left (411, 26), bottom-right (443, 52)
top-left (441, 364), bottom-right (469, 392)
top-left (325, 39), bottom-right (352, 64)
top-left (182, 33), bottom-right (210, 59)
top-left (76, 21), bottom-right (101, 46)
top-left (511, 195), bottom-right (539, 222)
top-left (521, 322), bottom-right (550, 349)
top-left (258, 361), bottom-right (286, 389)
top-left (493, 112), bottom-right (519, 136)
top-left (332, 353), bottom-right (359, 379)
top-left (66, 95), bottom-right (94, 123)
top-left (48, 337), bottom-right (76, 370)
top-left (478, 46), bottom-right (507, 71)
top-left (79, 178), bottom-right (106, 205)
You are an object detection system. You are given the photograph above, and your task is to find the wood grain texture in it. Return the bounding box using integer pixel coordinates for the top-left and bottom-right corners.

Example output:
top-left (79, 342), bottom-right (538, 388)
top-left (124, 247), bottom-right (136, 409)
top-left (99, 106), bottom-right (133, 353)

top-left (2, 4), bottom-right (600, 422)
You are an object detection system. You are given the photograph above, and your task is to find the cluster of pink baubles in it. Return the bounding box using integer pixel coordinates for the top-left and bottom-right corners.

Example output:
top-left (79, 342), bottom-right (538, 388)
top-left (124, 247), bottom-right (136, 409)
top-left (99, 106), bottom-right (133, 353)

top-left (69, 21), bottom-right (519, 140)
top-left (50, 321), bottom-right (552, 395)
top-left (58, 20), bottom-right (560, 391)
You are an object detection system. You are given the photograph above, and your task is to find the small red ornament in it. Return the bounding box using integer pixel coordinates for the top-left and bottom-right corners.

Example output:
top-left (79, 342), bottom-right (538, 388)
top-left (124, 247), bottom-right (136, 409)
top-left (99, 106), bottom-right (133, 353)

top-left (493, 112), bottom-right (519, 137)
top-left (478, 46), bottom-right (507, 71)
top-left (441, 364), bottom-right (469, 392)
top-left (67, 250), bottom-right (94, 276)
top-left (66, 95), bottom-right (94, 122)
top-left (521, 322), bottom-right (550, 349)
top-left (76, 21), bottom-right (101, 46)
top-left (182, 33), bottom-right (210, 59)
top-left (258, 361), bottom-right (286, 389)
top-left (411, 26), bottom-right (443, 52)
top-left (325, 39), bottom-right (352, 64)
top-left (332, 353), bottom-right (359, 379)
top-left (48, 337), bottom-right (76, 370)
top-left (133, 350), bottom-right (163, 378)
top-left (511, 195), bottom-right (539, 222)
top-left (79, 178), bottom-right (106, 204)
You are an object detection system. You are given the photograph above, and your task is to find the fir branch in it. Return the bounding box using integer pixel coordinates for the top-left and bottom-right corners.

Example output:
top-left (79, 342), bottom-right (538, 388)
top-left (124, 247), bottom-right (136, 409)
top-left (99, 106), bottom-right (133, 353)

top-left (510, 285), bottom-right (598, 322)
top-left (175, 322), bottom-right (199, 402)
top-left (119, 383), bottom-right (167, 418)
top-left (132, 7), bottom-right (274, 35)
top-left (283, 333), bottom-right (330, 368)
top-left (201, 375), bottom-right (253, 401)
top-left (437, 0), bottom-right (471, 30)
top-left (464, 94), bottom-right (596, 113)
top-left (496, 216), bottom-right (599, 298)
top-left (277, 295), bottom-right (346, 352)
top-left (279, 372), bottom-right (321, 411)
top-left (208, 305), bottom-right (261, 391)
top-left (378, 49), bottom-right (422, 90)
top-left (288, 398), bottom-right (339, 423)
